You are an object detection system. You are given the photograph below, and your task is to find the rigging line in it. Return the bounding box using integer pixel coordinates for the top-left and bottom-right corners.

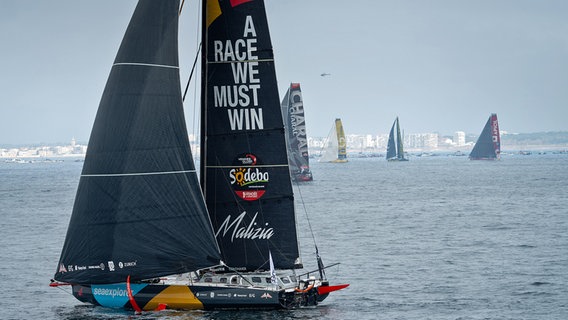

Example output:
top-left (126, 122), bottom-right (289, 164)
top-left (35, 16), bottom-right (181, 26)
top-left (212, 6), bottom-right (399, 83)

top-left (182, 43), bottom-right (202, 102)
top-left (319, 123), bottom-right (335, 157)
top-left (208, 58), bottom-right (275, 64)
top-left (293, 182), bottom-right (319, 250)
top-left (113, 62), bottom-right (178, 69)
top-left (192, 1), bottom-right (201, 160)
top-left (81, 170), bottom-right (196, 177)
top-left (179, 0), bottom-right (185, 16)
top-left (206, 164), bottom-right (288, 169)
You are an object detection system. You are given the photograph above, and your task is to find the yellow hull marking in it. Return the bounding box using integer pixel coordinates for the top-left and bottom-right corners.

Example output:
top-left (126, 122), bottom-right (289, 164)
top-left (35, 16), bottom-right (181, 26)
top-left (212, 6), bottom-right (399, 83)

top-left (144, 285), bottom-right (203, 310)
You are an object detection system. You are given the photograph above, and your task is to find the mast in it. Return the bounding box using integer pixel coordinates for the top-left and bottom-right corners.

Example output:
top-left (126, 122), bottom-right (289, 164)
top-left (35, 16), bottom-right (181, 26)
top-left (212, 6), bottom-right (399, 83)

top-left (199, 0), bottom-right (207, 192)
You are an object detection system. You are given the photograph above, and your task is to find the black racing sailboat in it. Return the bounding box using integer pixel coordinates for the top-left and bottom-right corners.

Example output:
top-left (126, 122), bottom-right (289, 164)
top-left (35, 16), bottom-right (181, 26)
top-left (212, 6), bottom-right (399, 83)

top-left (51, 0), bottom-right (347, 311)
top-left (386, 117), bottom-right (408, 161)
top-left (280, 83), bottom-right (313, 182)
top-left (469, 113), bottom-right (501, 160)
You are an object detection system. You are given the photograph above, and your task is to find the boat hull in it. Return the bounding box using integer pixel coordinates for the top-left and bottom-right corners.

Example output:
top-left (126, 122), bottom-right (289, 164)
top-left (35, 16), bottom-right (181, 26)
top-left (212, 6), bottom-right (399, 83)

top-left (293, 173), bottom-right (313, 182)
top-left (69, 282), bottom-right (333, 310)
top-left (71, 283), bottom-right (285, 310)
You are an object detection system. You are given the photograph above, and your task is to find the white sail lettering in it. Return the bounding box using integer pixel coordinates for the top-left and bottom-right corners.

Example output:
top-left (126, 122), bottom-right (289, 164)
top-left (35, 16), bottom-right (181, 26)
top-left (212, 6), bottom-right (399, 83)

top-left (213, 40), bottom-right (224, 61)
top-left (224, 41), bottom-right (235, 61)
top-left (238, 85), bottom-right (250, 106)
top-left (246, 38), bottom-right (258, 60)
top-left (228, 109), bottom-right (245, 129)
top-left (215, 85), bottom-right (262, 107)
top-left (227, 108), bottom-right (264, 130)
top-left (250, 108), bottom-right (263, 129)
top-left (245, 109), bottom-right (250, 131)
top-left (230, 62), bottom-right (259, 84)
top-left (214, 86), bottom-right (225, 107)
top-left (290, 114), bottom-right (305, 134)
top-left (212, 39), bottom-right (258, 62)
top-left (227, 86), bottom-right (239, 107)
top-left (215, 212), bottom-right (274, 242)
top-left (249, 84), bottom-right (260, 106)
top-left (231, 62), bottom-right (248, 84)
top-left (243, 15), bottom-right (257, 38)
top-left (248, 61), bottom-right (259, 83)
top-left (234, 39), bottom-right (248, 61)
top-left (213, 86), bottom-right (237, 107)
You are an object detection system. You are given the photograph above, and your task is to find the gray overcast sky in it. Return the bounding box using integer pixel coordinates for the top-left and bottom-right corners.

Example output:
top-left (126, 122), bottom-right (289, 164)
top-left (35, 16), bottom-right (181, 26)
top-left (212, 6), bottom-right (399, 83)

top-left (1, 0), bottom-right (567, 145)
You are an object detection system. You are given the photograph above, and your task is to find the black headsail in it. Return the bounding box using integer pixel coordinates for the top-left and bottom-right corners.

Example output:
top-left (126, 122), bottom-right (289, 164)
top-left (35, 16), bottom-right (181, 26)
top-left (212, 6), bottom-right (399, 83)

top-left (280, 83), bottom-right (312, 181)
top-left (469, 113), bottom-right (501, 160)
top-left (54, 0), bottom-right (221, 285)
top-left (386, 118), bottom-right (398, 160)
top-left (201, 0), bottom-right (302, 271)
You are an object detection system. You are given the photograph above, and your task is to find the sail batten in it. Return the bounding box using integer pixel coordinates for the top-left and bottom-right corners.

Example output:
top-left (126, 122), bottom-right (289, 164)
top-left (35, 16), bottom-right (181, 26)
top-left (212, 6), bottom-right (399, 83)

top-left (113, 62), bottom-right (180, 69)
top-left (209, 58), bottom-right (275, 64)
top-left (81, 170), bottom-right (197, 177)
top-left (206, 164), bottom-right (288, 169)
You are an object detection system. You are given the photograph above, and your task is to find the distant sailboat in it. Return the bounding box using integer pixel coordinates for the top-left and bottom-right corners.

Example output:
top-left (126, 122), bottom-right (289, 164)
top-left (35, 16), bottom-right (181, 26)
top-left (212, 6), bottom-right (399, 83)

top-left (320, 118), bottom-right (348, 163)
top-left (469, 113), bottom-right (501, 160)
top-left (386, 117), bottom-right (408, 161)
top-left (281, 83), bottom-right (313, 181)
top-left (50, 0), bottom-right (348, 311)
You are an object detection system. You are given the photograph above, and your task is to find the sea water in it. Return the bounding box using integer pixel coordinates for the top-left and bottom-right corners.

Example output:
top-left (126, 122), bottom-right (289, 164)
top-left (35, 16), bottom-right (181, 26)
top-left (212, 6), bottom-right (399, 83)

top-left (0, 154), bottom-right (567, 319)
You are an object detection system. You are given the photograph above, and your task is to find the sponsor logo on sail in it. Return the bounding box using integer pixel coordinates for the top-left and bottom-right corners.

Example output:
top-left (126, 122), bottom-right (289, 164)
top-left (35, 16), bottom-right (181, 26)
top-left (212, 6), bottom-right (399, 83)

top-left (118, 261), bottom-right (137, 269)
top-left (215, 211), bottom-right (274, 242)
top-left (229, 153), bottom-right (268, 201)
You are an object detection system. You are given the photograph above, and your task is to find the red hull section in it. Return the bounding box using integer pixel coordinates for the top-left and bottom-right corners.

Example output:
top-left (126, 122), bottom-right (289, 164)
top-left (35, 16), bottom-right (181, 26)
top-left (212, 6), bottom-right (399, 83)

top-left (317, 284), bottom-right (349, 295)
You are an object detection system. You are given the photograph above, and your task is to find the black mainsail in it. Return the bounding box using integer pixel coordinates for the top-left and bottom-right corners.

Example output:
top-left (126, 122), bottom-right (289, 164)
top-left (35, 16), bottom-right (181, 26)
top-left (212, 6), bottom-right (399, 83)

top-left (54, 0), bottom-right (220, 285)
top-left (281, 83), bottom-right (313, 182)
top-left (469, 113), bottom-right (501, 160)
top-left (201, 0), bottom-right (302, 271)
top-left (386, 117), bottom-right (408, 161)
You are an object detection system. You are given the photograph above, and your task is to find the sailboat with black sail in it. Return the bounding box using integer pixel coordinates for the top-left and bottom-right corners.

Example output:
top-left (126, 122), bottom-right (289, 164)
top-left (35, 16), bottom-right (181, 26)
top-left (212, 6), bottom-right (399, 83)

top-left (281, 83), bottom-right (313, 181)
top-left (469, 113), bottom-right (500, 160)
top-left (386, 116), bottom-right (408, 161)
top-left (319, 118), bottom-right (348, 163)
top-left (51, 0), bottom-right (347, 311)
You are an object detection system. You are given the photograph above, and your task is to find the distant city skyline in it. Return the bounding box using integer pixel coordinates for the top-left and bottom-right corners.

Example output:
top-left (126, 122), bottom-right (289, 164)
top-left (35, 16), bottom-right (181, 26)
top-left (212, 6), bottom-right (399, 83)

top-left (1, 1), bottom-right (567, 145)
